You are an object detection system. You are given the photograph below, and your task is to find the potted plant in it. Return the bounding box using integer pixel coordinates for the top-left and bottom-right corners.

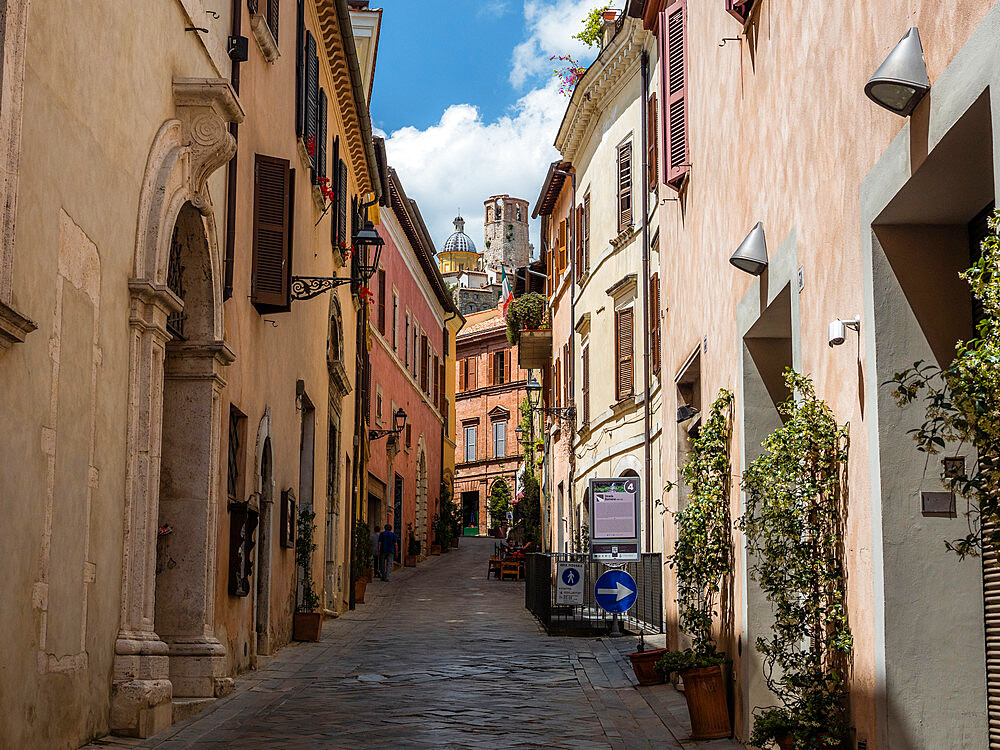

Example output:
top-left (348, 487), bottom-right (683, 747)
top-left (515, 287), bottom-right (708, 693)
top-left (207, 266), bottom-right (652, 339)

top-left (654, 390), bottom-right (734, 739)
top-left (352, 519), bottom-right (373, 604)
top-left (505, 291), bottom-right (548, 354)
top-left (292, 508), bottom-right (323, 641)
top-left (737, 371), bottom-right (852, 749)
top-left (405, 523), bottom-right (419, 566)
top-left (626, 633), bottom-right (668, 686)
top-left (749, 707), bottom-right (797, 750)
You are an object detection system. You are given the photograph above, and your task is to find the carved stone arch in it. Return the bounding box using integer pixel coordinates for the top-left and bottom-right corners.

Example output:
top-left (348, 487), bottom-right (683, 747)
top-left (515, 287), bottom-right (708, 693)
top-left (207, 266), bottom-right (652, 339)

top-left (253, 409), bottom-right (274, 658)
top-left (328, 293), bottom-right (351, 399)
top-left (613, 455), bottom-right (642, 478)
top-left (112, 79), bottom-right (243, 738)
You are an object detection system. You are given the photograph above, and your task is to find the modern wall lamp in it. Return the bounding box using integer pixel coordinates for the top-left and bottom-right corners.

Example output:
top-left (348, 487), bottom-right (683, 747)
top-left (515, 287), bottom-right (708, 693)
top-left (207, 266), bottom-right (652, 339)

top-left (828, 316), bottom-right (861, 347)
top-left (865, 28), bottom-right (930, 116)
top-left (729, 221), bottom-right (768, 276)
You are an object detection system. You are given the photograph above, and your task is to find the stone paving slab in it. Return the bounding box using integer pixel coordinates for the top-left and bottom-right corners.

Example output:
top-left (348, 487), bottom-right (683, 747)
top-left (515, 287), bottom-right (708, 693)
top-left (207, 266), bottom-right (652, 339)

top-left (85, 538), bottom-right (744, 750)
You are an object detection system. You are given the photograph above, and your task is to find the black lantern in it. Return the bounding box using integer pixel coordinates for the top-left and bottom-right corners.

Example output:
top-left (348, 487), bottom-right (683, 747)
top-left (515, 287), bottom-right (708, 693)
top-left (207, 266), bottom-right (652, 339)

top-left (354, 219), bottom-right (385, 284)
top-left (526, 374), bottom-right (542, 410)
top-left (370, 406), bottom-right (407, 442)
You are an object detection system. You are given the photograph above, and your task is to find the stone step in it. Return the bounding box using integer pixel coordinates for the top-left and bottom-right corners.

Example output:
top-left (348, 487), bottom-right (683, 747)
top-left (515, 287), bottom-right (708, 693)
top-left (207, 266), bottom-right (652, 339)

top-left (171, 697), bottom-right (215, 723)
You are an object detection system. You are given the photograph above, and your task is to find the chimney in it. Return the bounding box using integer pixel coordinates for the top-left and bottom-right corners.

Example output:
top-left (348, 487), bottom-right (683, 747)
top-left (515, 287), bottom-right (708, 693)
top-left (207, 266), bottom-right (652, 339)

top-left (601, 10), bottom-right (618, 49)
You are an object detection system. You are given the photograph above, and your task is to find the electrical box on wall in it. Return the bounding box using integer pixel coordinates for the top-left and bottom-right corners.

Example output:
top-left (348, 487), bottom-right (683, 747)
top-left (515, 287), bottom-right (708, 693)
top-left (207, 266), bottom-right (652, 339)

top-left (921, 491), bottom-right (956, 518)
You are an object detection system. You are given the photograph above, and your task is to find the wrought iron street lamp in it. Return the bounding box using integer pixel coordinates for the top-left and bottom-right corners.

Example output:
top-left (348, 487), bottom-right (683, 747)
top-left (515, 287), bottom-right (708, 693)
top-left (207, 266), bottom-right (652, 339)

top-left (369, 407), bottom-right (406, 441)
top-left (291, 219), bottom-right (386, 300)
top-left (526, 374), bottom-right (576, 421)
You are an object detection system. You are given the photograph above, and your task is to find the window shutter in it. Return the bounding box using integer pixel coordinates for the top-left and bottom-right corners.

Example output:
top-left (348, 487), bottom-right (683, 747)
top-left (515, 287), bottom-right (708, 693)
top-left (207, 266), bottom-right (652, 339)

top-left (421, 335), bottom-right (429, 392)
top-left (438, 360), bottom-right (445, 411)
top-left (650, 274), bottom-right (661, 373)
top-left (266, 0), bottom-right (279, 41)
top-left (563, 343), bottom-right (570, 405)
top-left (469, 357), bottom-right (477, 390)
top-left (583, 193), bottom-right (591, 273)
top-left (554, 360), bottom-right (560, 407)
top-left (376, 269), bottom-right (386, 334)
top-left (575, 205), bottom-right (584, 282)
top-left (726, 0), bottom-right (752, 22)
top-left (316, 89), bottom-right (328, 181)
top-left (582, 345), bottom-right (590, 425)
top-left (251, 155), bottom-right (293, 311)
top-left (295, 0), bottom-right (305, 137)
top-left (304, 31), bottom-right (318, 165)
top-left (615, 307), bottom-right (634, 401)
top-left (459, 359), bottom-right (466, 391)
top-left (504, 350), bottom-right (511, 384)
top-left (661, 3), bottom-right (690, 189)
top-left (558, 219), bottom-right (567, 273)
top-left (617, 141), bottom-right (633, 232)
top-left (337, 159), bottom-right (348, 248)
top-left (489, 350), bottom-right (495, 385)
top-left (647, 93), bottom-right (658, 191)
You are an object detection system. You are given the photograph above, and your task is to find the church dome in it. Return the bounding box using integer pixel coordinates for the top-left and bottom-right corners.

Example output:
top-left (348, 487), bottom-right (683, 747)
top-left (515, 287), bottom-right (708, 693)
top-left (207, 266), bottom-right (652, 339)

top-left (442, 215), bottom-right (477, 255)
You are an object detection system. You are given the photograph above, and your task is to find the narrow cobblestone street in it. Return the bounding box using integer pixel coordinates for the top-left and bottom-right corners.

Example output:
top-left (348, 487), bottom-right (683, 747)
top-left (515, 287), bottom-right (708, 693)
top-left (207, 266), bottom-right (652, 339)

top-left (88, 539), bottom-right (741, 749)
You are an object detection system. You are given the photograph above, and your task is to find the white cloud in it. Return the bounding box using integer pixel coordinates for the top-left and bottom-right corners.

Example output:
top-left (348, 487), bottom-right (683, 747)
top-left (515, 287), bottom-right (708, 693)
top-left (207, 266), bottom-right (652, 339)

top-left (383, 79), bottom-right (566, 254)
top-left (509, 0), bottom-right (604, 88)
top-left (477, 0), bottom-right (510, 19)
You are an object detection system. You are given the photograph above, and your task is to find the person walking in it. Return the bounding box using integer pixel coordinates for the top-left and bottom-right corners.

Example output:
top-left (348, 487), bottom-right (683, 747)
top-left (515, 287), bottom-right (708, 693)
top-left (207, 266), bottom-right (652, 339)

top-left (370, 525), bottom-right (382, 580)
top-left (378, 523), bottom-right (399, 581)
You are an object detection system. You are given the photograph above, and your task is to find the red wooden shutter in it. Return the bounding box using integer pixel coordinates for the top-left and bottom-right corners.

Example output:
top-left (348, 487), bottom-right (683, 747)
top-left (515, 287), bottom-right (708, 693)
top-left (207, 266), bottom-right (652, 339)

top-left (582, 345), bottom-right (590, 425)
top-left (647, 93), bottom-right (658, 191)
top-left (661, 3), bottom-right (690, 189)
top-left (617, 141), bottom-right (633, 232)
top-left (615, 308), bottom-right (634, 401)
top-left (376, 269), bottom-right (386, 334)
top-left (251, 155), bottom-right (292, 311)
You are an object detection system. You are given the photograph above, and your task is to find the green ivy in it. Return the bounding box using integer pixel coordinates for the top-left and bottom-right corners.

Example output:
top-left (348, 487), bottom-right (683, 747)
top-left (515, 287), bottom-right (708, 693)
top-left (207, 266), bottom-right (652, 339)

top-left (887, 209), bottom-right (1000, 558)
top-left (296, 509), bottom-right (319, 611)
top-left (737, 371), bottom-right (852, 749)
top-left (669, 389), bottom-right (735, 659)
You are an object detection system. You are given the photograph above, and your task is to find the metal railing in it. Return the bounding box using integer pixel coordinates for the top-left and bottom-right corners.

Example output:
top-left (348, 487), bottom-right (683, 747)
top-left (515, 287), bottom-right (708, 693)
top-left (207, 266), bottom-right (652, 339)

top-left (524, 552), bottom-right (663, 636)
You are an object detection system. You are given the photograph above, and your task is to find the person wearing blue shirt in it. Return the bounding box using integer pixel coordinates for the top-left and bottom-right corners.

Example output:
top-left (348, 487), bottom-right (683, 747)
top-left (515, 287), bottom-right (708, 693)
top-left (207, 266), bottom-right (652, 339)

top-left (377, 524), bottom-right (399, 581)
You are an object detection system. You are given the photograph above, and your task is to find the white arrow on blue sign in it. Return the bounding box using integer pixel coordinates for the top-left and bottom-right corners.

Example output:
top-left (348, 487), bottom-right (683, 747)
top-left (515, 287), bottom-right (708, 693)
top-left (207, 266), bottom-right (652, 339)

top-left (594, 569), bottom-right (637, 614)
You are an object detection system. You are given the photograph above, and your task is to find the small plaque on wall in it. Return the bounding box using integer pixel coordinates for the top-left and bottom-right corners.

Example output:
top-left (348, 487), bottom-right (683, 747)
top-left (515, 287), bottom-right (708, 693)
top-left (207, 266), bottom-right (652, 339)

top-left (921, 491), bottom-right (956, 518)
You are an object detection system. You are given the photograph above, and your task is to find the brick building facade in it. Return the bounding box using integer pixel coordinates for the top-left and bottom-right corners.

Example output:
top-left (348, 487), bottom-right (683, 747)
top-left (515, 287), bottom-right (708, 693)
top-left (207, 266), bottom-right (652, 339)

top-left (453, 309), bottom-right (527, 535)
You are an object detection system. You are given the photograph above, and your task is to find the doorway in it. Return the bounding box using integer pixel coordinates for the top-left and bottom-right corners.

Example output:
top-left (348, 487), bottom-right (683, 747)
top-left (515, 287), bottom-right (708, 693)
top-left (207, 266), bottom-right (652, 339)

top-left (462, 491), bottom-right (480, 533)
top-left (255, 438), bottom-right (273, 656)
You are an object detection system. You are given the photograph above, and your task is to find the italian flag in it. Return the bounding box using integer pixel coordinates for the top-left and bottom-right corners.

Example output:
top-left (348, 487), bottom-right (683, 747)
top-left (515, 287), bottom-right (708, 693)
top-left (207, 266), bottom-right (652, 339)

top-left (500, 266), bottom-right (513, 314)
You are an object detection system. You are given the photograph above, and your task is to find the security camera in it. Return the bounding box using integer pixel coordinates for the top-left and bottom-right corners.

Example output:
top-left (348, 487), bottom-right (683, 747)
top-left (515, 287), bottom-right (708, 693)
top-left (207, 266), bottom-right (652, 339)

top-left (828, 316), bottom-right (860, 347)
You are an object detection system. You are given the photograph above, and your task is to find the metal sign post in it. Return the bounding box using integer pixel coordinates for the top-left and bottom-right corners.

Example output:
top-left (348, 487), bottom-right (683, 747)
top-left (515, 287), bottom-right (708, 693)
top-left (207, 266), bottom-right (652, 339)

top-left (594, 569), bottom-right (638, 637)
top-left (589, 477), bottom-right (641, 563)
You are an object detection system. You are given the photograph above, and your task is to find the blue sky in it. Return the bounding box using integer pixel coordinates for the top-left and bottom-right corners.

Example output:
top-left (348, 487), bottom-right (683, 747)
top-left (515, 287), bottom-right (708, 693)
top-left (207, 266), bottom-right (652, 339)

top-left (367, 1), bottom-right (609, 251)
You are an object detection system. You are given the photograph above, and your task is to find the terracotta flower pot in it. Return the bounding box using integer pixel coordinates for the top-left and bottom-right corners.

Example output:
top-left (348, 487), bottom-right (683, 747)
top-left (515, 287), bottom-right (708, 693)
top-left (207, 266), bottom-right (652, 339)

top-left (404, 554), bottom-right (417, 567)
top-left (775, 735), bottom-right (795, 750)
top-left (292, 611), bottom-right (323, 642)
top-left (679, 664), bottom-right (731, 740)
top-left (627, 648), bottom-right (668, 686)
top-left (354, 577), bottom-right (367, 604)
top-left (431, 544), bottom-right (441, 555)
top-left (364, 567), bottom-right (374, 582)
top-left (450, 537), bottom-right (459, 548)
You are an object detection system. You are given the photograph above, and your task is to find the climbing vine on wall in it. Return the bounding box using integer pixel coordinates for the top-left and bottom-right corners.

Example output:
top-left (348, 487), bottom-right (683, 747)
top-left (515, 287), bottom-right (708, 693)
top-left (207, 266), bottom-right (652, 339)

top-left (737, 370), bottom-right (852, 748)
top-left (670, 389), bottom-right (734, 658)
top-left (887, 208), bottom-right (1000, 558)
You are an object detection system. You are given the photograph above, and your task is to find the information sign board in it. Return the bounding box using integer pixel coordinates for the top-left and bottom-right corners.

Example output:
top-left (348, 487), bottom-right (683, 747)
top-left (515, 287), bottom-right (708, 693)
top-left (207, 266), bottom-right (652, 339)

top-left (589, 477), bottom-right (640, 562)
top-left (555, 562), bottom-right (585, 605)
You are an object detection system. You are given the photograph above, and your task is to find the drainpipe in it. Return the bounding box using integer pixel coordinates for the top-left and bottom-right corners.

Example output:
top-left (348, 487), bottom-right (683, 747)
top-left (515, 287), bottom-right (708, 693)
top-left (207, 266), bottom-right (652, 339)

top-left (223, 0), bottom-right (242, 299)
top-left (639, 51), bottom-right (653, 552)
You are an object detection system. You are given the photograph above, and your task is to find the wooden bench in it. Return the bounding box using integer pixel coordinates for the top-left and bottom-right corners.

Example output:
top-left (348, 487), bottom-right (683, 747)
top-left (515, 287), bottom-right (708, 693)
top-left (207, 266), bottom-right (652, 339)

top-left (487, 555), bottom-right (502, 579)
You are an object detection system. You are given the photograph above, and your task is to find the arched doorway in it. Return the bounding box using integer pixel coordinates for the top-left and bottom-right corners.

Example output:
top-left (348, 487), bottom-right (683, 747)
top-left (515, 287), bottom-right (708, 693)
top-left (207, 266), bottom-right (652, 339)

top-left (416, 446), bottom-right (428, 557)
top-left (325, 296), bottom-right (349, 610)
top-left (111, 81), bottom-right (242, 736)
top-left (255, 434), bottom-right (273, 657)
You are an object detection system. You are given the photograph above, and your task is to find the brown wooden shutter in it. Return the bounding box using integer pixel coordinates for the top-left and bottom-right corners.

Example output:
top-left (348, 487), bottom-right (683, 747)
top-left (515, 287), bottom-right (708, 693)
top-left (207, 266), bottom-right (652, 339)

top-left (316, 89), bottom-right (327, 181)
top-left (266, 0), bottom-right (280, 43)
top-left (337, 159), bottom-right (348, 247)
top-left (582, 345), bottom-right (590, 425)
top-left (575, 205), bottom-right (584, 281)
top-left (615, 307), bottom-right (634, 401)
top-left (304, 31), bottom-right (318, 166)
top-left (488, 350), bottom-right (495, 385)
top-left (647, 93), bottom-right (658, 191)
top-left (459, 358), bottom-right (465, 391)
top-left (617, 141), bottom-right (633, 232)
top-left (583, 193), bottom-right (591, 273)
top-left (504, 350), bottom-right (511, 384)
top-left (295, 0), bottom-right (305, 137)
top-left (650, 274), bottom-right (661, 373)
top-left (376, 269), bottom-right (386, 334)
top-left (469, 356), bottom-right (477, 389)
top-left (553, 359), bottom-right (560, 407)
top-left (562, 343), bottom-right (569, 404)
top-left (661, 3), bottom-right (690, 189)
top-left (251, 155), bottom-right (293, 311)
top-left (558, 218), bottom-right (567, 274)
top-left (438, 360), bottom-right (445, 411)
top-left (420, 335), bottom-right (429, 392)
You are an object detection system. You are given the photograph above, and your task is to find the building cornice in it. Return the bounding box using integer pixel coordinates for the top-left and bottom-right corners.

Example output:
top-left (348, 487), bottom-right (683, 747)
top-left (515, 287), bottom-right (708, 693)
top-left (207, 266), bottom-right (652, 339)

top-left (554, 17), bottom-right (648, 163)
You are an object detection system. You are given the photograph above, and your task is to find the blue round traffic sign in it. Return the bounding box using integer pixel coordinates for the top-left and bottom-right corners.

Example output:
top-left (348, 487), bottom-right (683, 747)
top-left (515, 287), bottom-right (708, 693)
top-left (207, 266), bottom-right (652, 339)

top-left (594, 570), bottom-right (637, 614)
top-left (561, 567), bottom-right (581, 586)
